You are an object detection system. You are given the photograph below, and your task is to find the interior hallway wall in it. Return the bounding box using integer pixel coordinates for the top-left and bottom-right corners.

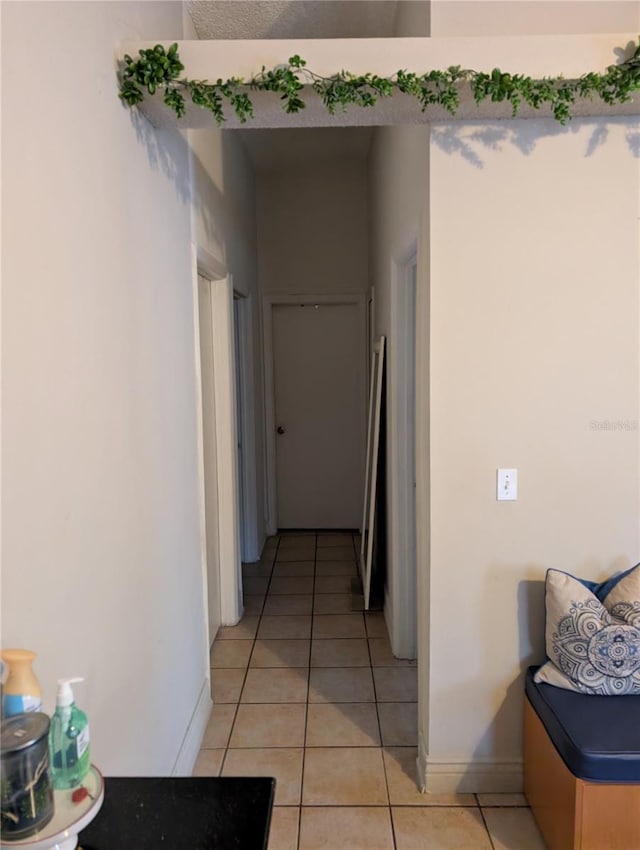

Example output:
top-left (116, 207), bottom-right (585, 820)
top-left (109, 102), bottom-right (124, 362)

top-left (189, 126), bottom-right (266, 560)
top-left (426, 116), bottom-right (640, 791)
top-left (393, 0), bottom-right (430, 35)
top-left (255, 153), bottom-right (370, 532)
top-left (416, 0), bottom-right (640, 793)
top-left (256, 157), bottom-right (369, 296)
top-left (371, 116), bottom-right (640, 794)
top-left (368, 126), bottom-right (430, 660)
top-left (2, 1), bottom-right (208, 775)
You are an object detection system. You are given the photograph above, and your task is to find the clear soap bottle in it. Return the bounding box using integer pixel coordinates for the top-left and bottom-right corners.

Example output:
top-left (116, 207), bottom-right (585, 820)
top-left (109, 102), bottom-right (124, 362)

top-left (48, 677), bottom-right (91, 789)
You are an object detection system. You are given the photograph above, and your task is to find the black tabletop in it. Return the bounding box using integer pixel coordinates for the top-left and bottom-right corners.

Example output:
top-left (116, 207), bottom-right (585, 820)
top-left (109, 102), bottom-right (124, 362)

top-left (77, 776), bottom-right (275, 850)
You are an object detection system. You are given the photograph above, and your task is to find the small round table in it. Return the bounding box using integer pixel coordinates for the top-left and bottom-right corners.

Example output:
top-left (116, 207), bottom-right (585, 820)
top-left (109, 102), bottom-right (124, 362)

top-left (0, 766), bottom-right (104, 850)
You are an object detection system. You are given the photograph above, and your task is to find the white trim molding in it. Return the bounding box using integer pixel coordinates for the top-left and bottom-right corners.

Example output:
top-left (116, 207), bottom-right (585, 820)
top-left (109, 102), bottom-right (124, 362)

top-left (197, 244), bottom-right (228, 282)
top-left (172, 678), bottom-right (213, 776)
top-left (261, 297), bottom-right (278, 536)
top-left (211, 276), bottom-right (243, 624)
top-left (417, 750), bottom-right (523, 795)
top-left (234, 292), bottom-right (261, 562)
top-left (414, 205), bottom-right (431, 767)
top-left (191, 244), bottom-right (216, 657)
top-left (193, 252), bottom-right (243, 634)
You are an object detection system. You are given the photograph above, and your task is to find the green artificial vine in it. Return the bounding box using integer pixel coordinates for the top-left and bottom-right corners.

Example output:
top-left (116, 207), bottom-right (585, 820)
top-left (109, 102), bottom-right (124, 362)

top-left (119, 40), bottom-right (640, 125)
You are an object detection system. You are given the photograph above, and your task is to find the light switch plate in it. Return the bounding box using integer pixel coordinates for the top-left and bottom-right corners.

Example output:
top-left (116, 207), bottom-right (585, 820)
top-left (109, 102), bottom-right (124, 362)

top-left (497, 468), bottom-right (518, 501)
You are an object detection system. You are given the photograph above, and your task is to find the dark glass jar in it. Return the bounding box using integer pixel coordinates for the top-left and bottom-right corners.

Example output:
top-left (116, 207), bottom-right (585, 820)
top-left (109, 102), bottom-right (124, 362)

top-left (1, 712), bottom-right (54, 839)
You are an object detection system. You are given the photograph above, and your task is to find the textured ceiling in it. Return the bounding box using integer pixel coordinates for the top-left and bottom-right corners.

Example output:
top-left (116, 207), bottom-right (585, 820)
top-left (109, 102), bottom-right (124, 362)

top-left (187, 1), bottom-right (402, 39)
top-left (186, 2), bottom-right (401, 169)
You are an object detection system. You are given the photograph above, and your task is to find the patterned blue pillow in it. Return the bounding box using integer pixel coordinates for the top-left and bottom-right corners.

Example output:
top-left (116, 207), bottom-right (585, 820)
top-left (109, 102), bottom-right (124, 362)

top-left (535, 563), bottom-right (640, 695)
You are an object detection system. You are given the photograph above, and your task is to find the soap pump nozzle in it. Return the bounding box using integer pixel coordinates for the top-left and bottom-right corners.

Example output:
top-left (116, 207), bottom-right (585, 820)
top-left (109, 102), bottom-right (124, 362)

top-left (56, 676), bottom-right (84, 708)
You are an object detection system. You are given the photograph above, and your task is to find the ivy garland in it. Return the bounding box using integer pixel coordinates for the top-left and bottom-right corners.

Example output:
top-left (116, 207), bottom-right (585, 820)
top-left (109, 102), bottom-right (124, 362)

top-left (119, 40), bottom-right (640, 126)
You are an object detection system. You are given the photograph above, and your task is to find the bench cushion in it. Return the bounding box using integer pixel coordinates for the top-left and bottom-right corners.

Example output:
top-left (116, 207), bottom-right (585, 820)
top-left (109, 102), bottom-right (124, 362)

top-left (526, 666), bottom-right (640, 782)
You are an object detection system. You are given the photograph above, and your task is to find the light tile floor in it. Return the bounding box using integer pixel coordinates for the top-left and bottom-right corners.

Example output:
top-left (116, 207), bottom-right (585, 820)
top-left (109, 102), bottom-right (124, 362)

top-left (194, 531), bottom-right (547, 850)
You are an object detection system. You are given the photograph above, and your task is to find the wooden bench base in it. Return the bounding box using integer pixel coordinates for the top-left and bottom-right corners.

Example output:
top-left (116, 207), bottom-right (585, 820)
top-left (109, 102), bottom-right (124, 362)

top-left (524, 698), bottom-right (640, 850)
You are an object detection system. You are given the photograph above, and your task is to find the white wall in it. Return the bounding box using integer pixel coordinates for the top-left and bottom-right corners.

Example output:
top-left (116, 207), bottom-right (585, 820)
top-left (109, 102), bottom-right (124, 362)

top-left (431, 0), bottom-right (640, 35)
top-left (425, 118), bottom-right (639, 790)
top-left (366, 3), bottom-right (640, 792)
top-left (1, 1), bottom-right (209, 774)
top-left (255, 154), bottom-right (369, 535)
top-left (371, 117), bottom-right (639, 793)
top-left (368, 126), bottom-right (430, 659)
top-left (257, 157), bottom-right (369, 295)
top-left (190, 127), bottom-right (266, 559)
top-left (394, 0), bottom-right (430, 36)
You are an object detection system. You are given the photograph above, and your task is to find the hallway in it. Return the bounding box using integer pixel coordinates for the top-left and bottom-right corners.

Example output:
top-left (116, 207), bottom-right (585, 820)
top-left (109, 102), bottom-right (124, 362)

top-left (193, 532), bottom-right (545, 850)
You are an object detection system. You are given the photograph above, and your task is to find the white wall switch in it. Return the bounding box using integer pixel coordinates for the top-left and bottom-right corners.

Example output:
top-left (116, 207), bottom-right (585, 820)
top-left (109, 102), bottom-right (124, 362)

top-left (497, 468), bottom-right (518, 501)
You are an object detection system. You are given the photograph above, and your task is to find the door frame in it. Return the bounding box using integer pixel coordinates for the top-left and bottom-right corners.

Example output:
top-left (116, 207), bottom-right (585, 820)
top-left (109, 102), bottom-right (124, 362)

top-left (192, 245), bottom-right (243, 631)
top-left (233, 292), bottom-right (261, 563)
top-left (262, 292), bottom-right (367, 534)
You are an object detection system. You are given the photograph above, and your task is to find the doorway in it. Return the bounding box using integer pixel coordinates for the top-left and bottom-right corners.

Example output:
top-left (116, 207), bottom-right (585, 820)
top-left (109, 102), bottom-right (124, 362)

top-left (199, 126), bottom-right (428, 780)
top-left (197, 272), bottom-right (222, 644)
top-left (196, 269), bottom-right (243, 637)
top-left (263, 294), bottom-right (367, 531)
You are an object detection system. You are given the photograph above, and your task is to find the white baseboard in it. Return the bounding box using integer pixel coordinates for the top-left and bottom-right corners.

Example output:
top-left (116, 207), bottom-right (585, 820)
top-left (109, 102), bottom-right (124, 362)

top-left (172, 678), bottom-right (213, 776)
top-left (417, 737), bottom-right (523, 793)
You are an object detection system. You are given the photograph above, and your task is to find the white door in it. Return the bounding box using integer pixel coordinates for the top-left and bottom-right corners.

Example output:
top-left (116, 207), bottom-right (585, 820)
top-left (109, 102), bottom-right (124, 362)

top-left (272, 301), bottom-right (365, 529)
top-left (197, 274), bottom-right (221, 643)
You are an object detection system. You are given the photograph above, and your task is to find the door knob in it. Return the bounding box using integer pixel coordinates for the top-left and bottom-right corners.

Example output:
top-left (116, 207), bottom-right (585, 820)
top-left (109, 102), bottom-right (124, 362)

top-left (277, 426), bottom-right (286, 435)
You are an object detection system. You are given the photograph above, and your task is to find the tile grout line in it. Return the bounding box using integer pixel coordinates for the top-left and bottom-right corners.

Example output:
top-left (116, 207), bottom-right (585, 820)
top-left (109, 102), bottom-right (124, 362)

top-left (477, 799), bottom-right (498, 850)
top-left (358, 531), bottom-right (397, 849)
top-left (218, 533), bottom-right (413, 845)
top-left (341, 526), bottom-right (391, 845)
top-left (211, 533), bottom-right (530, 850)
top-left (298, 531), bottom-right (317, 850)
top-left (221, 536), bottom-right (279, 775)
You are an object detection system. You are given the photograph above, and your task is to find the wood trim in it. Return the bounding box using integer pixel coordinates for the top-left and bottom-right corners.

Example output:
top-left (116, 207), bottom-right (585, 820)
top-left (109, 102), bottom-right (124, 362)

top-left (524, 698), bottom-right (579, 850)
top-left (525, 698), bottom-right (640, 850)
top-left (580, 782), bottom-right (640, 850)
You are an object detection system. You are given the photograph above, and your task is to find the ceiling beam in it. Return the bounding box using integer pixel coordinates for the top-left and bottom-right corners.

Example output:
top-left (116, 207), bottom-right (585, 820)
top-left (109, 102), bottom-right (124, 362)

top-left (117, 34), bottom-right (640, 129)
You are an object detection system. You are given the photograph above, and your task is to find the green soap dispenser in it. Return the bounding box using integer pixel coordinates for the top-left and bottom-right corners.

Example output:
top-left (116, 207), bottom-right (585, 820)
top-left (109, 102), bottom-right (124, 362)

top-left (48, 677), bottom-right (91, 789)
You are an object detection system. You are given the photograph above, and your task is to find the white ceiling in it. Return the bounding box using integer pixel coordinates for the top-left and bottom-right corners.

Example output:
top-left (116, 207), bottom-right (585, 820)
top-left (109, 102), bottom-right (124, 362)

top-left (187, 1), bottom-right (403, 40)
